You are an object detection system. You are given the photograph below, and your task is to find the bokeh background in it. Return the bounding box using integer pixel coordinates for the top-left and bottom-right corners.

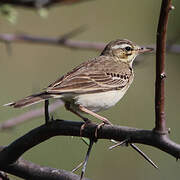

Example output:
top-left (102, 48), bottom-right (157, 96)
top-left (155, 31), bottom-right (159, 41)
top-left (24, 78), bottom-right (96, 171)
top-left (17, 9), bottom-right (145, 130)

top-left (0, 0), bottom-right (180, 179)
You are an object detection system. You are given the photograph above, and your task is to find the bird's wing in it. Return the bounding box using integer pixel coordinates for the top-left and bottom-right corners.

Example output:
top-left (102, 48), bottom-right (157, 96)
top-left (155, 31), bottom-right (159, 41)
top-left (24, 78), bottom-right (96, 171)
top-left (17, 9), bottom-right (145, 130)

top-left (46, 57), bottom-right (131, 94)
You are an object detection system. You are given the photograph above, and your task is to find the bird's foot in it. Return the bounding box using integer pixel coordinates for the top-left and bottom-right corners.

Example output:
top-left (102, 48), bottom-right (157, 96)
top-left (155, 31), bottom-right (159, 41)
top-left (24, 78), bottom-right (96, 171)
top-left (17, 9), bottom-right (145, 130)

top-left (95, 119), bottom-right (113, 138)
top-left (80, 118), bottom-right (92, 137)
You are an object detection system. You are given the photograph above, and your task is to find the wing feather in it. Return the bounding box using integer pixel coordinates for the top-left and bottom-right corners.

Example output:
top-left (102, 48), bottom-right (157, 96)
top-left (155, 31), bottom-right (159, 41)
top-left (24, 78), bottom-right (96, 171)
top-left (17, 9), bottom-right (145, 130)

top-left (46, 56), bottom-right (133, 94)
top-left (47, 72), bottom-right (130, 94)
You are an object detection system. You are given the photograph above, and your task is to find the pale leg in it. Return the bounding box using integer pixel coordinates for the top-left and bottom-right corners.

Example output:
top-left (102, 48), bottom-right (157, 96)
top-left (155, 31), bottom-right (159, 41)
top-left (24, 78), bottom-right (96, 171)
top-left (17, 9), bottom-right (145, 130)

top-left (79, 105), bottom-right (113, 137)
top-left (65, 102), bottom-right (91, 136)
top-left (79, 105), bottom-right (113, 125)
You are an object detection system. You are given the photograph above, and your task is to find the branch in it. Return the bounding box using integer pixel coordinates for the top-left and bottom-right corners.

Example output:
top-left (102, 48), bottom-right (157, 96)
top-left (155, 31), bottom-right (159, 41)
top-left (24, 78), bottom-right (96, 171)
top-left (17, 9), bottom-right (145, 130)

top-left (0, 0), bottom-right (91, 8)
top-left (0, 155), bottom-right (89, 180)
top-left (155, 0), bottom-right (173, 132)
top-left (1, 33), bottom-right (180, 54)
top-left (0, 120), bottom-right (180, 167)
top-left (0, 33), bottom-right (105, 51)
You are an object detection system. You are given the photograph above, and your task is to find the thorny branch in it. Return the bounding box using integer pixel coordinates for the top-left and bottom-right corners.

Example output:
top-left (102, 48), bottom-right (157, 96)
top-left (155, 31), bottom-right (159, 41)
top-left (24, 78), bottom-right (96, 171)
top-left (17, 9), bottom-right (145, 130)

top-left (0, 120), bottom-right (180, 166)
top-left (154, 0), bottom-right (173, 132)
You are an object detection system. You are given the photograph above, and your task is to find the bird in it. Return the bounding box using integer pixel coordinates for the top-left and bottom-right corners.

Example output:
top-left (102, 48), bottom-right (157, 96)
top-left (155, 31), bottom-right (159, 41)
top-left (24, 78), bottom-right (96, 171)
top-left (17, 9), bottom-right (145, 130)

top-left (4, 39), bottom-right (153, 127)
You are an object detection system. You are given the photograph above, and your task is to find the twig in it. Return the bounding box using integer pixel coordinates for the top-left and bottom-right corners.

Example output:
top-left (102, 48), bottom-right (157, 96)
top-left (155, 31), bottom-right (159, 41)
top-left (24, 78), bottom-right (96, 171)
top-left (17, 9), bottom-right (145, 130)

top-left (154, 0), bottom-right (173, 132)
top-left (80, 139), bottom-right (94, 180)
top-left (0, 33), bottom-right (180, 53)
top-left (0, 33), bottom-right (105, 51)
top-left (45, 100), bottom-right (50, 124)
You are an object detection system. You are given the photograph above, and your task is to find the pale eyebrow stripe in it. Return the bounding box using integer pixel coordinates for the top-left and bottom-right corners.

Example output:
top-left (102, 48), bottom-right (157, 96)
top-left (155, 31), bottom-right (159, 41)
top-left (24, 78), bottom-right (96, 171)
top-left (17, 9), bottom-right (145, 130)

top-left (112, 44), bottom-right (132, 50)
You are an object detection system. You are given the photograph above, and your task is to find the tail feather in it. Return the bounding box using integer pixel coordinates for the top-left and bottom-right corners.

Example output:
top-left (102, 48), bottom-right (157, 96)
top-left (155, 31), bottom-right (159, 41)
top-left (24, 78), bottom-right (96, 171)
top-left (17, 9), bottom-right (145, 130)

top-left (3, 92), bottom-right (52, 108)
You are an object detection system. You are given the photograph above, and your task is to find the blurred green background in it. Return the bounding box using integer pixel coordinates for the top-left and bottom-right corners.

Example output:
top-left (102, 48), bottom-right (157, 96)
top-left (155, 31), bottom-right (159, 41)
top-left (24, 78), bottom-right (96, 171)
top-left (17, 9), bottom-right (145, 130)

top-left (0, 0), bottom-right (180, 179)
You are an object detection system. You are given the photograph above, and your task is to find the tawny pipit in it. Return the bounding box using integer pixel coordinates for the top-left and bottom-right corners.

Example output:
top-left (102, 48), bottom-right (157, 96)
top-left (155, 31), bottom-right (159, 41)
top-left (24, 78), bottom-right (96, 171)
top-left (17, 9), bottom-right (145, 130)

top-left (4, 39), bottom-right (152, 127)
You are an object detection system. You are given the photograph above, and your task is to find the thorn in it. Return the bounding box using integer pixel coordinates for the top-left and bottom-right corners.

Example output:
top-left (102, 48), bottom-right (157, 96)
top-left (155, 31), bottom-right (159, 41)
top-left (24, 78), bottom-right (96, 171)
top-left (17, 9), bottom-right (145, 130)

top-left (72, 161), bottom-right (84, 173)
top-left (160, 73), bottom-right (166, 79)
top-left (130, 143), bottom-right (158, 169)
top-left (110, 139), bottom-right (118, 144)
top-left (169, 5), bottom-right (175, 10)
top-left (109, 139), bottom-right (129, 150)
top-left (2, 102), bottom-right (14, 107)
top-left (80, 139), bottom-right (94, 180)
top-left (81, 137), bottom-right (90, 146)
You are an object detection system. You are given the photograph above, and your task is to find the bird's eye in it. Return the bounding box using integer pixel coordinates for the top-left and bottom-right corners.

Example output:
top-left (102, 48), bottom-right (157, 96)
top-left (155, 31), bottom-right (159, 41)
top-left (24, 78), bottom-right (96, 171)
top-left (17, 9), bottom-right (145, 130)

top-left (125, 46), bottom-right (132, 51)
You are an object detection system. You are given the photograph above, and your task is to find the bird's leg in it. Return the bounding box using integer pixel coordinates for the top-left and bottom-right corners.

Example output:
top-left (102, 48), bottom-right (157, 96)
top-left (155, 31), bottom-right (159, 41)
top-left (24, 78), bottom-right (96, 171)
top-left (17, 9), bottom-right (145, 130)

top-left (79, 105), bottom-right (113, 137)
top-left (65, 103), bottom-right (92, 136)
top-left (79, 105), bottom-right (113, 125)
top-left (65, 102), bottom-right (91, 123)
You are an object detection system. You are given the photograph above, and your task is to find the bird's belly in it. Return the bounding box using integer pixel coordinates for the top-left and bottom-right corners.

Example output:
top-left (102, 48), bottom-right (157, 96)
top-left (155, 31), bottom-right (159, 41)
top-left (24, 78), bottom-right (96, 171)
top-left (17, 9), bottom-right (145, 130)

top-left (74, 89), bottom-right (128, 112)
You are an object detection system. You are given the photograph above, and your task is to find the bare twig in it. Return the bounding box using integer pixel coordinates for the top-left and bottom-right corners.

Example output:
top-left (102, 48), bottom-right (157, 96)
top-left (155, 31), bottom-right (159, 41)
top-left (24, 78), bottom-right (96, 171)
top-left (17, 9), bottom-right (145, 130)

top-left (45, 100), bottom-right (50, 124)
top-left (80, 139), bottom-right (94, 180)
top-left (0, 33), bottom-right (105, 51)
top-left (0, 33), bottom-right (180, 53)
top-left (154, 0), bottom-right (173, 133)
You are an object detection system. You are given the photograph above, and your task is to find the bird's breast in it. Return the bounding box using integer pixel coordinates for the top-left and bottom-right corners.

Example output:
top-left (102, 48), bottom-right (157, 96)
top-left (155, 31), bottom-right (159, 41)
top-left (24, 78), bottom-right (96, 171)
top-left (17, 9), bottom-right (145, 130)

top-left (74, 87), bottom-right (129, 112)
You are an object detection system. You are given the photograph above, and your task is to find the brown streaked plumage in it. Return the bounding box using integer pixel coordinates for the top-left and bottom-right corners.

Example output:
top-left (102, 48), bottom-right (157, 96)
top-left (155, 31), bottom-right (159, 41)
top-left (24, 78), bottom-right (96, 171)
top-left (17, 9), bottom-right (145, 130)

top-left (4, 39), bottom-right (153, 125)
top-left (46, 56), bottom-right (133, 94)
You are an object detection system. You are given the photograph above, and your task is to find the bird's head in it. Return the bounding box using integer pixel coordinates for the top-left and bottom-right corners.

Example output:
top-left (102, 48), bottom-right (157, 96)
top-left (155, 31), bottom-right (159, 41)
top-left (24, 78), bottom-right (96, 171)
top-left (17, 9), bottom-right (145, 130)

top-left (101, 39), bottom-right (153, 66)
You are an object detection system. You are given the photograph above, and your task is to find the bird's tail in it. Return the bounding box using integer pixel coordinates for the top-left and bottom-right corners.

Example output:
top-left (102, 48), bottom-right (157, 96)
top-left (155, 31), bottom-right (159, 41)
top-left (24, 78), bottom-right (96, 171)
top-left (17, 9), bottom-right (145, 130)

top-left (3, 92), bottom-right (54, 108)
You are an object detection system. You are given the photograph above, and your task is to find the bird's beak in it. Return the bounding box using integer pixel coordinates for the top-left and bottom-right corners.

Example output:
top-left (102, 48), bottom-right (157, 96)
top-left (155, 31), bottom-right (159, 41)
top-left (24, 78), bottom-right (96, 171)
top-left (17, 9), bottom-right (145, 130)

top-left (137, 46), bottom-right (154, 54)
